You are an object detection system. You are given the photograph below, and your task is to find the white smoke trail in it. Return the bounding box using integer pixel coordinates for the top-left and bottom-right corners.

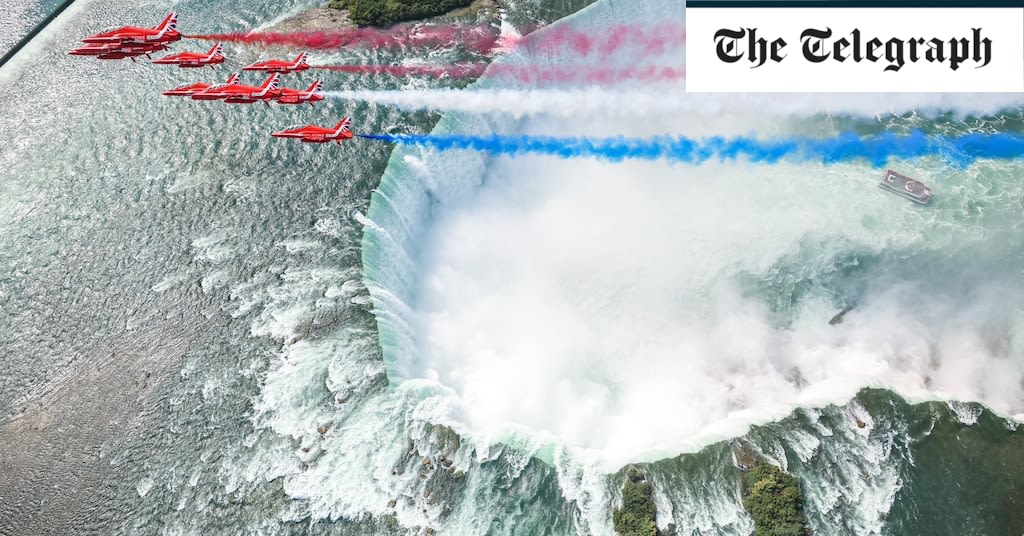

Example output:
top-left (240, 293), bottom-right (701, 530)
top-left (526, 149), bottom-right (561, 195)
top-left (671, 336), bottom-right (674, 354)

top-left (327, 88), bottom-right (687, 119)
top-left (327, 88), bottom-right (1024, 120)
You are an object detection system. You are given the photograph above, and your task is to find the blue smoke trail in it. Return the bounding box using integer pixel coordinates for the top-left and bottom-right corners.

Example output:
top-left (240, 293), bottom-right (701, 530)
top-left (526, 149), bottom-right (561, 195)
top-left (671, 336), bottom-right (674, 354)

top-left (358, 131), bottom-right (1024, 168)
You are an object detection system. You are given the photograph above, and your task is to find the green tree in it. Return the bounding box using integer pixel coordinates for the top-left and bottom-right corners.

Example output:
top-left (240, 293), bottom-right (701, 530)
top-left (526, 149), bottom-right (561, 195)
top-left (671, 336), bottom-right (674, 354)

top-left (741, 464), bottom-right (812, 536)
top-left (613, 467), bottom-right (658, 536)
top-left (330, 0), bottom-right (474, 27)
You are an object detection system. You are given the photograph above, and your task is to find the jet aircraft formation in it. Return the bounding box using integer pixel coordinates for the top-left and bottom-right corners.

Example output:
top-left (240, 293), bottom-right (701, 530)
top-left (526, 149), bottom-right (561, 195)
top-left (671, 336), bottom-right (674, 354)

top-left (68, 12), bottom-right (181, 61)
top-left (69, 12), bottom-right (349, 144)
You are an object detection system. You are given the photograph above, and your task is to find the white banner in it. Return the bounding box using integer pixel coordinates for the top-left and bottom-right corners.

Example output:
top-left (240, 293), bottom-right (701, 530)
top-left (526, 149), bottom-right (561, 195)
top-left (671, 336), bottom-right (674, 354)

top-left (686, 8), bottom-right (1024, 92)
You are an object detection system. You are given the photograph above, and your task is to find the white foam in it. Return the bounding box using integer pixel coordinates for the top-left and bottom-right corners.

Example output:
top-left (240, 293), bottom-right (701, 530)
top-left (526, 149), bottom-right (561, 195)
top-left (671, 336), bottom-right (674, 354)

top-left (151, 271), bottom-right (188, 293)
top-left (136, 476), bottom-right (154, 498)
top-left (948, 401), bottom-right (983, 426)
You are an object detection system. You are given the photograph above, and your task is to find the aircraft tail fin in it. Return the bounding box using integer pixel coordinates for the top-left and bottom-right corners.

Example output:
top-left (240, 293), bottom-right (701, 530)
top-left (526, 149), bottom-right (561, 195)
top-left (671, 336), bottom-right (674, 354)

top-left (296, 51), bottom-right (309, 67)
top-left (210, 43), bottom-right (223, 57)
top-left (307, 80), bottom-right (322, 94)
top-left (226, 72), bottom-right (241, 84)
top-left (261, 73), bottom-right (281, 91)
top-left (333, 117), bottom-right (352, 136)
top-left (156, 12), bottom-right (178, 33)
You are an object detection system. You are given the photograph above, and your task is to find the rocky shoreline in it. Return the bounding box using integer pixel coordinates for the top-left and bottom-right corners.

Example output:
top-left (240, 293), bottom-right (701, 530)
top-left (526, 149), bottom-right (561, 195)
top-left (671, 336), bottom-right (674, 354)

top-left (264, 7), bottom-right (355, 34)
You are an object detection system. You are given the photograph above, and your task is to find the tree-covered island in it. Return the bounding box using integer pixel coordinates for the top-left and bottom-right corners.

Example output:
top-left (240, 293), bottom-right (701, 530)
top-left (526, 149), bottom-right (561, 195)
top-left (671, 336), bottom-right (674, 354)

top-left (329, 0), bottom-right (475, 27)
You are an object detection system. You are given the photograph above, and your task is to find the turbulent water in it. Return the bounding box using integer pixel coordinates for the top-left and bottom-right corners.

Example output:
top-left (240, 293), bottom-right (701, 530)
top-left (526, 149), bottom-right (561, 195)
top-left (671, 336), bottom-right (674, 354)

top-left (3, 0), bottom-right (1024, 535)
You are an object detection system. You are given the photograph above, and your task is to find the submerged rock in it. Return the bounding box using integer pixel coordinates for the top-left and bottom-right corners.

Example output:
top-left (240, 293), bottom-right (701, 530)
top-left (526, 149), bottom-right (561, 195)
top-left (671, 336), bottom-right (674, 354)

top-left (731, 440), bottom-right (760, 471)
top-left (829, 307), bottom-right (853, 326)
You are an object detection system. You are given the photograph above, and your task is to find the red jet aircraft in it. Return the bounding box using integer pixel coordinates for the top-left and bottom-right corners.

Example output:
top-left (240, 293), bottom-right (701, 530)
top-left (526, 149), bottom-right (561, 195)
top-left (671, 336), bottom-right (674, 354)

top-left (82, 12), bottom-right (181, 45)
top-left (276, 80), bottom-right (323, 107)
top-left (101, 43), bottom-right (170, 60)
top-left (190, 73), bottom-right (281, 104)
top-left (68, 43), bottom-right (121, 56)
top-left (243, 52), bottom-right (310, 74)
top-left (271, 118), bottom-right (353, 144)
top-left (153, 43), bottom-right (225, 68)
top-left (68, 41), bottom-right (168, 60)
top-left (163, 72), bottom-right (241, 97)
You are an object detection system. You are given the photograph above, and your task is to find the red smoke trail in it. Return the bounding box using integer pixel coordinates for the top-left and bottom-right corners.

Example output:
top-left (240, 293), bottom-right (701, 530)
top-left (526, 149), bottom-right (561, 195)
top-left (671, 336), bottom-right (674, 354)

top-left (502, 22), bottom-right (686, 57)
top-left (185, 24), bottom-right (501, 53)
top-left (316, 63), bottom-right (685, 84)
top-left (186, 22), bottom-right (685, 56)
